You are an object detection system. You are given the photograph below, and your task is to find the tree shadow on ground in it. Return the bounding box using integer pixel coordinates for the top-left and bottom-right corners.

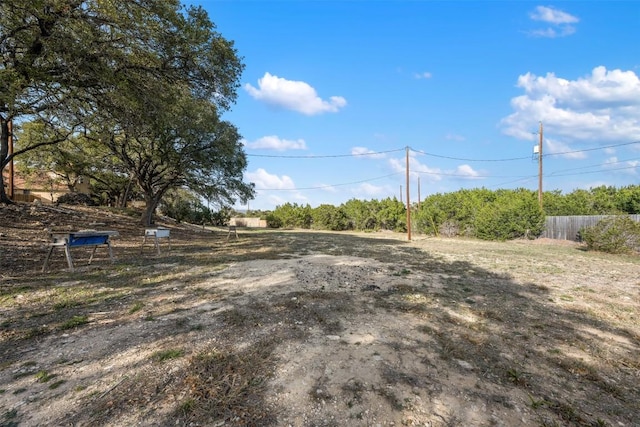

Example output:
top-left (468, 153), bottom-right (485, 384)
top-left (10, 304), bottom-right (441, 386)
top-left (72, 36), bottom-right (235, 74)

top-left (1, 230), bottom-right (638, 426)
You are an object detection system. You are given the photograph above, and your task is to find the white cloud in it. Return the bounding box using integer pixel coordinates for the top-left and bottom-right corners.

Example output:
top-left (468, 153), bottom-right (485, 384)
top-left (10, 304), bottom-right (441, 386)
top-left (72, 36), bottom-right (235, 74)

top-left (317, 183), bottom-right (338, 193)
top-left (604, 157), bottom-right (640, 175)
top-left (244, 135), bottom-right (307, 151)
top-left (545, 138), bottom-right (587, 159)
top-left (244, 72), bottom-right (347, 115)
top-left (351, 146), bottom-right (387, 159)
top-left (390, 153), bottom-right (483, 182)
top-left (414, 71), bottom-right (433, 80)
top-left (528, 6), bottom-right (578, 38)
top-left (500, 66), bottom-right (640, 145)
top-left (454, 164), bottom-right (482, 179)
top-left (246, 168), bottom-right (295, 190)
top-left (389, 156), bottom-right (443, 181)
top-left (530, 6), bottom-right (578, 24)
top-left (529, 26), bottom-right (576, 38)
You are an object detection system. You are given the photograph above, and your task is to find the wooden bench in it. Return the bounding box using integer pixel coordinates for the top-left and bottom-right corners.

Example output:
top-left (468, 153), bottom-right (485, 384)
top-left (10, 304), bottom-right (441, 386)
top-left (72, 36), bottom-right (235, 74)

top-left (227, 225), bottom-right (238, 241)
top-left (141, 227), bottom-right (171, 254)
top-left (42, 230), bottom-right (119, 272)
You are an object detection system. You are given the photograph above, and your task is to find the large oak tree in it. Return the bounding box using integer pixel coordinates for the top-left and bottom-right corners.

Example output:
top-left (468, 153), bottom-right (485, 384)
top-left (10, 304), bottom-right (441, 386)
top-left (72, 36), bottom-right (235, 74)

top-left (2, 0), bottom-right (252, 225)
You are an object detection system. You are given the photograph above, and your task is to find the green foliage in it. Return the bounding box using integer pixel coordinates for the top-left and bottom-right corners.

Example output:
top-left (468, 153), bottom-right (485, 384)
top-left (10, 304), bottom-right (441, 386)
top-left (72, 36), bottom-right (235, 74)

top-left (60, 315), bottom-right (89, 330)
top-left (580, 216), bottom-right (640, 254)
top-left (415, 188), bottom-right (495, 237)
top-left (56, 193), bottom-right (97, 206)
top-left (311, 204), bottom-right (349, 231)
top-left (376, 197), bottom-right (406, 232)
top-left (159, 189), bottom-right (209, 224)
top-left (270, 203), bottom-right (313, 229)
top-left (151, 348), bottom-right (185, 362)
top-left (543, 185), bottom-right (640, 216)
top-left (210, 207), bottom-right (233, 227)
top-left (342, 198), bottom-right (378, 230)
top-left (474, 189), bottom-right (544, 241)
top-left (265, 213), bottom-right (282, 228)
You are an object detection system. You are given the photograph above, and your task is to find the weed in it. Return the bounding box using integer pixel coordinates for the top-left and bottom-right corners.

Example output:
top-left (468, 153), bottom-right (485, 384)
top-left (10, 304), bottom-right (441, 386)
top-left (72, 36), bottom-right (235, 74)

top-left (60, 315), bottom-right (89, 330)
top-left (528, 394), bottom-right (547, 409)
top-left (506, 368), bottom-right (528, 386)
top-left (24, 326), bottom-right (50, 339)
top-left (129, 301), bottom-right (144, 314)
top-left (151, 348), bottom-right (184, 362)
top-left (391, 268), bottom-right (411, 276)
top-left (179, 398), bottom-right (196, 415)
top-left (53, 299), bottom-right (81, 310)
top-left (49, 380), bottom-right (66, 389)
top-left (35, 370), bottom-right (56, 383)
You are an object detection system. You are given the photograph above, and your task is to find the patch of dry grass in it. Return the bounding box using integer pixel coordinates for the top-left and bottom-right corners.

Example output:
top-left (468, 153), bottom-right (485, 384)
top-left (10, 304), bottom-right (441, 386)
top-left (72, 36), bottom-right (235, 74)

top-left (1, 207), bottom-right (639, 426)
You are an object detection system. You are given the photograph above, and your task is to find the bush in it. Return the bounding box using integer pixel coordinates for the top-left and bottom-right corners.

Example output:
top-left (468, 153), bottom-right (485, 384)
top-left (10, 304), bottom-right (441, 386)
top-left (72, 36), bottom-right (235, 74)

top-left (474, 191), bottom-right (544, 241)
top-left (312, 204), bottom-right (349, 231)
top-left (580, 216), bottom-right (640, 254)
top-left (56, 192), bottom-right (97, 206)
top-left (266, 213), bottom-right (282, 228)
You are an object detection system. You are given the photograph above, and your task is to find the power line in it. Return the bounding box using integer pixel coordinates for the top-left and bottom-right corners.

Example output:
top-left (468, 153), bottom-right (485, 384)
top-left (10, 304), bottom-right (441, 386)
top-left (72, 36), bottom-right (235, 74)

top-left (413, 170), bottom-right (532, 178)
top-left (547, 157), bottom-right (640, 176)
top-left (409, 147), bottom-right (530, 162)
top-left (543, 140), bottom-right (640, 157)
top-left (545, 164), bottom-right (639, 178)
top-left (256, 172), bottom-right (403, 191)
top-left (246, 148), bottom-right (404, 159)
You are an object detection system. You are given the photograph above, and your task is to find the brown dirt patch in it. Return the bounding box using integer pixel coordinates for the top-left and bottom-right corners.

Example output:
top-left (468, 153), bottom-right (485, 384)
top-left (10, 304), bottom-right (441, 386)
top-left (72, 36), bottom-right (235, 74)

top-left (1, 204), bottom-right (639, 426)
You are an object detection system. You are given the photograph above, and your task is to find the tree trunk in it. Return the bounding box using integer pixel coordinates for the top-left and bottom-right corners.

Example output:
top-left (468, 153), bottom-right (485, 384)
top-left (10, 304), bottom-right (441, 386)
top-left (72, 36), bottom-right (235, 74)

top-left (0, 118), bottom-right (12, 204)
top-left (142, 195), bottom-right (161, 227)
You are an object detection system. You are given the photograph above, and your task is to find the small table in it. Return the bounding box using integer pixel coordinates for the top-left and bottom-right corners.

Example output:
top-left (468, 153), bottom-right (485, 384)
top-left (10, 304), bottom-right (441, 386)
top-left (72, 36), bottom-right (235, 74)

top-left (141, 227), bottom-right (171, 254)
top-left (42, 230), bottom-right (119, 272)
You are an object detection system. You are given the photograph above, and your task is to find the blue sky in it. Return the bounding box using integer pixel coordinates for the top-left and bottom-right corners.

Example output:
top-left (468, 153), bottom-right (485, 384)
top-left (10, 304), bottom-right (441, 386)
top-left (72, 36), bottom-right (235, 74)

top-left (197, 1), bottom-right (640, 211)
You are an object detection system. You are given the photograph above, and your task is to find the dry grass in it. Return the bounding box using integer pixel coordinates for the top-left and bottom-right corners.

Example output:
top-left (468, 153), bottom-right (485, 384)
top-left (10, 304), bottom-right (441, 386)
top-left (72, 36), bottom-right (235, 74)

top-left (1, 204), bottom-right (640, 426)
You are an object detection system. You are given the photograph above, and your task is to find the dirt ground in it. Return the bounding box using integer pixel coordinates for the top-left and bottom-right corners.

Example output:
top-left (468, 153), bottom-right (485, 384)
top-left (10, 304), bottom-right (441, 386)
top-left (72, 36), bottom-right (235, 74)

top-left (1, 204), bottom-right (639, 427)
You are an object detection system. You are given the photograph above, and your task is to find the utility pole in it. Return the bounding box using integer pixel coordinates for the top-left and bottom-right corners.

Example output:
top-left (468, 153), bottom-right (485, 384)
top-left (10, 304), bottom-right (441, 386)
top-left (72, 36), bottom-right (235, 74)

top-left (399, 185), bottom-right (402, 203)
top-left (538, 121), bottom-right (543, 210)
top-left (406, 146), bottom-right (411, 241)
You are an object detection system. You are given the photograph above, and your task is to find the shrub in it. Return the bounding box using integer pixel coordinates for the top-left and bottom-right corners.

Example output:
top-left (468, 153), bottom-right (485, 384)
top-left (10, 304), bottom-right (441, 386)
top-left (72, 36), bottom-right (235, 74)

top-left (580, 216), bottom-right (640, 254)
top-left (265, 213), bottom-right (282, 228)
top-left (474, 191), bottom-right (544, 241)
top-left (312, 204), bottom-right (349, 231)
top-left (56, 192), bottom-right (97, 206)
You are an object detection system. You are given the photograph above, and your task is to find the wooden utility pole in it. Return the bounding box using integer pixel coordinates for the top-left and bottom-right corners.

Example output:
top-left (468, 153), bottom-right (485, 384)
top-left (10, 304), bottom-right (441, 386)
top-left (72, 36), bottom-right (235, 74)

top-left (8, 120), bottom-right (14, 200)
top-left (406, 146), bottom-right (411, 241)
top-left (538, 121), bottom-right (543, 210)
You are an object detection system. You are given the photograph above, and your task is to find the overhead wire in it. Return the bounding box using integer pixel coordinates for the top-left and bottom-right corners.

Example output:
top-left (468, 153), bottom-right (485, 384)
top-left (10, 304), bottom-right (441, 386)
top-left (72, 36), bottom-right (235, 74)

top-left (245, 147), bottom-right (405, 158)
top-left (246, 140), bottom-right (639, 193)
top-left (543, 140), bottom-right (640, 157)
top-left (409, 147), bottom-right (531, 162)
top-left (256, 172), bottom-right (403, 191)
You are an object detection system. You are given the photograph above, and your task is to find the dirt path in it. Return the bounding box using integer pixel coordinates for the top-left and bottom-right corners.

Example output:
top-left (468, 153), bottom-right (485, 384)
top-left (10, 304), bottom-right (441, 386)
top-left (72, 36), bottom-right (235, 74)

top-left (1, 205), bottom-right (639, 426)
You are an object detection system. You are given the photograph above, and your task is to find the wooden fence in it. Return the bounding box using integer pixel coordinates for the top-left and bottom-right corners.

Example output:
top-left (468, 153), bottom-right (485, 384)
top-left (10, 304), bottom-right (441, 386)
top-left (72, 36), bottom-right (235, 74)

top-left (542, 215), bottom-right (640, 241)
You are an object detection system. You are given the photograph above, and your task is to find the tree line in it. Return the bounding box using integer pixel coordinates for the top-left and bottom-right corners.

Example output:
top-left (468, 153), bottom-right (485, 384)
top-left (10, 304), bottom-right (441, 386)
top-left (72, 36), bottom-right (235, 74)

top-left (1, 0), bottom-right (253, 225)
top-left (262, 185), bottom-right (640, 241)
